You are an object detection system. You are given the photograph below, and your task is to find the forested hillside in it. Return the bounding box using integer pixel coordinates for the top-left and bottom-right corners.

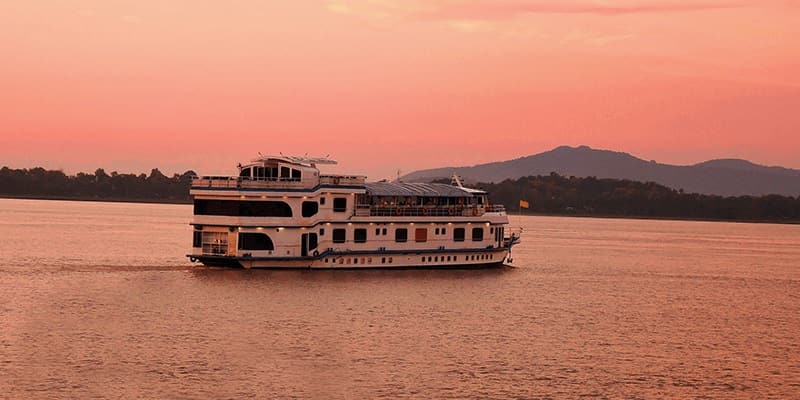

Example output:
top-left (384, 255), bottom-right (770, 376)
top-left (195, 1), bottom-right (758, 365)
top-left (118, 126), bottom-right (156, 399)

top-left (471, 174), bottom-right (800, 222)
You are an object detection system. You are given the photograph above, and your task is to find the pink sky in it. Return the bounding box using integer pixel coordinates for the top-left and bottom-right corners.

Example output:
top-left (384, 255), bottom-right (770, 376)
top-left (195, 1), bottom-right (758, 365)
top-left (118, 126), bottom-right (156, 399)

top-left (1, 1), bottom-right (798, 179)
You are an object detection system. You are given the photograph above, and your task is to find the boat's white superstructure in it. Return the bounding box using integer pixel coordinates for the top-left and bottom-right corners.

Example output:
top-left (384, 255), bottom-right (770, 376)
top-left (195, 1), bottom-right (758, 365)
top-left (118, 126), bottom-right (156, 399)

top-left (187, 156), bottom-right (520, 269)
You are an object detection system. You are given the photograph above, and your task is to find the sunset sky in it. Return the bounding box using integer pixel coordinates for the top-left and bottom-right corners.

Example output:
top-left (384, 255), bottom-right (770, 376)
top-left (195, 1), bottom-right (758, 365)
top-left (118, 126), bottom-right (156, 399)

top-left (2, 1), bottom-right (798, 179)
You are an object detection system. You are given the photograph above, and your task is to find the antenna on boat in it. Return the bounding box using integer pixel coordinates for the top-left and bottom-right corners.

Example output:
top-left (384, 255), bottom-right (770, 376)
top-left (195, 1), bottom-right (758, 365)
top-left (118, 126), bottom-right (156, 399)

top-left (396, 169), bottom-right (401, 182)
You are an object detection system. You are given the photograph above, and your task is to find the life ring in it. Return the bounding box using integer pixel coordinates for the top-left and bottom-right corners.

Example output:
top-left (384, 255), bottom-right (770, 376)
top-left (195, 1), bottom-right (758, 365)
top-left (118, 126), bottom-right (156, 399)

top-left (313, 250), bottom-right (319, 257)
top-left (448, 207), bottom-right (454, 216)
top-left (473, 208), bottom-right (479, 216)
top-left (395, 208), bottom-right (402, 216)
top-left (422, 208), bottom-right (429, 216)
top-left (333, 177), bottom-right (340, 185)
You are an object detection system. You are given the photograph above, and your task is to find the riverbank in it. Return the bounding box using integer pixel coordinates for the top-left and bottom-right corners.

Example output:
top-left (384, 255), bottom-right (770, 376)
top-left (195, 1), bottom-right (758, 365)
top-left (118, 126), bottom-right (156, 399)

top-left (509, 211), bottom-right (800, 225)
top-left (0, 194), bottom-right (190, 205)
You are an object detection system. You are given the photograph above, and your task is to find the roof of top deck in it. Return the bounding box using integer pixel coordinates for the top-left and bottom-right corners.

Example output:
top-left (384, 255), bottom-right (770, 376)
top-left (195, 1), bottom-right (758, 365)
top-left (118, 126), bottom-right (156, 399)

top-left (363, 182), bottom-right (486, 197)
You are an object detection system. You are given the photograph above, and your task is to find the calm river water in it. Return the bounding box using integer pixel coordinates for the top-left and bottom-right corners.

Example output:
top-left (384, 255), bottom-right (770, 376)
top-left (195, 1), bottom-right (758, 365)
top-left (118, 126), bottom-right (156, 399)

top-left (1, 198), bottom-right (799, 399)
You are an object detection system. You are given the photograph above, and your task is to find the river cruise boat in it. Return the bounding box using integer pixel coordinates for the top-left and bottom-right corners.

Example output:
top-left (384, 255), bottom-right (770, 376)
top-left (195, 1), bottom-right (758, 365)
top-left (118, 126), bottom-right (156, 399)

top-left (187, 155), bottom-right (520, 269)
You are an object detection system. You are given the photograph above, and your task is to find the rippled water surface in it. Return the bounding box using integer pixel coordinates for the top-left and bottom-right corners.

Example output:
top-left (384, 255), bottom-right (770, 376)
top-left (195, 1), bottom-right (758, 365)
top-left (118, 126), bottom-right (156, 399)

top-left (1, 198), bottom-right (799, 399)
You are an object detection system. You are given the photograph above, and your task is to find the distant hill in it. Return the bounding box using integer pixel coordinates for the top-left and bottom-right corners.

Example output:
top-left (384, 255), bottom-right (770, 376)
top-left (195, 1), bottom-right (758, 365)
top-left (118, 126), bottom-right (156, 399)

top-left (402, 146), bottom-right (800, 197)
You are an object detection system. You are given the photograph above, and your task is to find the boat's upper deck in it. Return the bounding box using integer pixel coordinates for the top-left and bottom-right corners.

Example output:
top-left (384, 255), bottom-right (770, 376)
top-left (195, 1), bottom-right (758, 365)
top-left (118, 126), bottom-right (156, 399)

top-left (192, 174), bottom-right (366, 190)
top-left (190, 155), bottom-right (506, 217)
top-left (191, 155), bottom-right (366, 190)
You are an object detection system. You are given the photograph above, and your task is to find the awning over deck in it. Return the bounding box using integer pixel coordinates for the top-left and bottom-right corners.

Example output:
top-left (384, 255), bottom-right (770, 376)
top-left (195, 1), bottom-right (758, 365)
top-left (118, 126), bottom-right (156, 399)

top-left (363, 182), bottom-right (485, 198)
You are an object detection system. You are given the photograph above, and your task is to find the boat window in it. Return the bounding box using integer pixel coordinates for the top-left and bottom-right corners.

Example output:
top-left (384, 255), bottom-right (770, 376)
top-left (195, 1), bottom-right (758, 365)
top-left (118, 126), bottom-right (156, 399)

top-left (435, 228), bottom-right (440, 235)
top-left (307, 233), bottom-right (318, 250)
top-left (280, 166), bottom-right (290, 179)
top-left (453, 228), bottom-right (465, 242)
top-left (239, 167), bottom-right (252, 178)
top-left (333, 228), bottom-right (346, 243)
top-left (395, 228), bottom-right (408, 243)
top-left (441, 228), bottom-right (446, 235)
top-left (415, 228), bottom-right (427, 243)
top-left (319, 228), bottom-right (325, 236)
top-left (194, 200), bottom-right (292, 217)
top-left (375, 228), bottom-right (380, 236)
top-left (472, 227), bottom-right (484, 241)
top-left (302, 201), bottom-right (319, 218)
top-left (382, 228), bottom-right (387, 235)
top-left (257, 167), bottom-right (269, 179)
top-left (333, 198), bottom-right (347, 212)
top-left (201, 232), bottom-right (228, 255)
top-left (192, 231), bottom-right (202, 247)
top-left (291, 169), bottom-right (301, 181)
top-left (238, 233), bottom-right (274, 251)
top-left (354, 228), bottom-right (367, 243)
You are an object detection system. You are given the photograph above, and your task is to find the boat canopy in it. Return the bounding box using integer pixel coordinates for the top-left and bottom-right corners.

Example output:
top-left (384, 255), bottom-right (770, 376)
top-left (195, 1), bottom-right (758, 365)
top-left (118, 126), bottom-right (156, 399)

top-left (364, 182), bottom-right (485, 198)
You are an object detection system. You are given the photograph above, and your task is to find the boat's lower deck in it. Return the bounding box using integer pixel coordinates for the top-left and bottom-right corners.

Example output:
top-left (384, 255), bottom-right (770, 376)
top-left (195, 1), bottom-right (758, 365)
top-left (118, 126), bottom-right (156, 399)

top-left (189, 247), bottom-right (510, 269)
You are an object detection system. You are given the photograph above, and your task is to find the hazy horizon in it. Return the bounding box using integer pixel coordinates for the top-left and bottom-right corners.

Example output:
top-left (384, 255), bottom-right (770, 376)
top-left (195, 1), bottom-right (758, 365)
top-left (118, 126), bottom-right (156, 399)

top-left (2, 1), bottom-right (799, 179)
top-left (3, 143), bottom-right (799, 180)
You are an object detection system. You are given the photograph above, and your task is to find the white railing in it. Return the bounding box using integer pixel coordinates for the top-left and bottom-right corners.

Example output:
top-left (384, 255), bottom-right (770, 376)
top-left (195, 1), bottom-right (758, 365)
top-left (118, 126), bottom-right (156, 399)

top-left (354, 204), bottom-right (490, 217)
top-left (192, 175), bottom-right (366, 189)
top-left (192, 176), bottom-right (308, 190)
top-left (319, 175), bottom-right (366, 185)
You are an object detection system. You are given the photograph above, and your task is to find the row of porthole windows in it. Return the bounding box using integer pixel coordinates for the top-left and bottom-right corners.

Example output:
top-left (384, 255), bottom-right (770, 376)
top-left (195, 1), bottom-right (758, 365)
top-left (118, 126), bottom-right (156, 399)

top-left (422, 255), bottom-right (458, 262)
top-left (323, 256), bottom-right (393, 265)
top-left (421, 253), bottom-right (494, 263)
top-left (320, 254), bottom-right (494, 265)
top-left (326, 227), bottom-right (485, 244)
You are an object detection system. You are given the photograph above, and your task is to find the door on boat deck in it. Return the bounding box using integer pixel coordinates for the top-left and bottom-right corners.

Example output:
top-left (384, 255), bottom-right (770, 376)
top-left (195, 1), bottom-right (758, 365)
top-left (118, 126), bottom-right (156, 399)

top-left (300, 233), bottom-right (318, 257)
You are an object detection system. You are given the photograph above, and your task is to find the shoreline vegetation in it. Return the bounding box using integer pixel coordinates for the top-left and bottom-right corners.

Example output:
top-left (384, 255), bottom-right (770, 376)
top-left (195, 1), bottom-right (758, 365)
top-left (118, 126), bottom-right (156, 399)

top-left (2, 166), bottom-right (799, 224)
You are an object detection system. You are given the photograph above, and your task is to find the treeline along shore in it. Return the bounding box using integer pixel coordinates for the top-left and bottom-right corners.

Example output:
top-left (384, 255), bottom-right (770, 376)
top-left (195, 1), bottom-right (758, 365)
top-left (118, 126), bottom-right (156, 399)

top-left (2, 166), bottom-right (799, 223)
top-left (0, 167), bottom-right (195, 204)
top-left (468, 174), bottom-right (800, 223)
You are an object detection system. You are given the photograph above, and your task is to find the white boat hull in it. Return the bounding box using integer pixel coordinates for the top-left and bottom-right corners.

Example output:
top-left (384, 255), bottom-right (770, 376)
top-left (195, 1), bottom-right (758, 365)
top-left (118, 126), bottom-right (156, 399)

top-left (192, 247), bottom-right (510, 269)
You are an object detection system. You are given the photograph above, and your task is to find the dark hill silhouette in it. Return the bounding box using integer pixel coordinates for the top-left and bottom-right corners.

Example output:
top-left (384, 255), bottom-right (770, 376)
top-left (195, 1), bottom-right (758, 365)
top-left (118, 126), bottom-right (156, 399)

top-left (402, 146), bottom-right (800, 197)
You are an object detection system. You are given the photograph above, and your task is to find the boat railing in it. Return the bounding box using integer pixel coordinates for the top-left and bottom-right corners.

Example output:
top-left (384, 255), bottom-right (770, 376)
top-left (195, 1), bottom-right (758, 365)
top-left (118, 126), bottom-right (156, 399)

top-left (503, 227), bottom-right (523, 247)
top-left (192, 176), bottom-right (308, 190)
top-left (354, 204), bottom-right (490, 217)
top-left (192, 174), bottom-right (365, 189)
top-left (485, 204), bottom-right (506, 213)
top-left (201, 243), bottom-right (228, 255)
top-left (319, 175), bottom-right (366, 185)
